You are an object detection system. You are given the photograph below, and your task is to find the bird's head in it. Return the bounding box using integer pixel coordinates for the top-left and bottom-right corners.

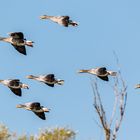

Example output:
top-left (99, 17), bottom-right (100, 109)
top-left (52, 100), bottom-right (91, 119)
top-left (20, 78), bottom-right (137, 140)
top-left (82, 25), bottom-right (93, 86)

top-left (69, 20), bottom-right (79, 26)
top-left (42, 107), bottom-right (51, 112)
top-left (25, 40), bottom-right (34, 47)
top-left (22, 84), bottom-right (29, 89)
top-left (107, 71), bottom-right (117, 76)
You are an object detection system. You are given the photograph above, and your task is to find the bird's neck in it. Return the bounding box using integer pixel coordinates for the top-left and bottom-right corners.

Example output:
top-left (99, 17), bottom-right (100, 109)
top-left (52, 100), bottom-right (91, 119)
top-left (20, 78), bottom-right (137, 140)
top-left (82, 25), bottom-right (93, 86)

top-left (45, 15), bottom-right (53, 19)
top-left (29, 75), bottom-right (38, 79)
top-left (0, 80), bottom-right (3, 82)
top-left (49, 16), bottom-right (62, 23)
top-left (79, 69), bottom-right (89, 73)
top-left (0, 37), bottom-right (11, 43)
top-left (16, 104), bottom-right (26, 108)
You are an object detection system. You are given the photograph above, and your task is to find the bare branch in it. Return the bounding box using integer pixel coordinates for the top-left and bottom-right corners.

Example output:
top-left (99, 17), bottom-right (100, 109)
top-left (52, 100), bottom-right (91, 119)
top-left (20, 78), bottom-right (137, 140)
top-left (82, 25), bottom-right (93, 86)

top-left (91, 52), bottom-right (127, 140)
top-left (91, 78), bottom-right (110, 140)
top-left (109, 78), bottom-right (119, 127)
top-left (112, 73), bottom-right (127, 140)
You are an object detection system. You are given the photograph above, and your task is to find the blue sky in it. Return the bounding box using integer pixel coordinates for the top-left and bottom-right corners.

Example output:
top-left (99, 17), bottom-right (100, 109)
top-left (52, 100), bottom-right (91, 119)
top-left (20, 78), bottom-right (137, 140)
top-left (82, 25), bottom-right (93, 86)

top-left (0, 0), bottom-right (140, 140)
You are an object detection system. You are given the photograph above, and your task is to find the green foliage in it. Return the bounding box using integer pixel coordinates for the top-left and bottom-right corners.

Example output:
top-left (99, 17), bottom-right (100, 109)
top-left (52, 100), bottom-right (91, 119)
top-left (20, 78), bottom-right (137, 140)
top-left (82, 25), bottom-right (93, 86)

top-left (0, 124), bottom-right (75, 140)
top-left (0, 124), bottom-right (11, 140)
top-left (18, 135), bottom-right (27, 140)
top-left (17, 135), bottom-right (34, 140)
top-left (38, 127), bottom-right (76, 140)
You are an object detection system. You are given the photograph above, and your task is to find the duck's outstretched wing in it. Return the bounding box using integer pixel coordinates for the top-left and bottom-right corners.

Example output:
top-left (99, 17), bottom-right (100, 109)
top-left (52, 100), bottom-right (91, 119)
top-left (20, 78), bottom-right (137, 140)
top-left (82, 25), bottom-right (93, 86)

top-left (97, 76), bottom-right (109, 81)
top-left (97, 67), bottom-right (107, 75)
top-left (45, 83), bottom-right (54, 87)
top-left (33, 112), bottom-right (46, 120)
top-left (44, 74), bottom-right (55, 87)
top-left (45, 74), bottom-right (55, 80)
top-left (9, 32), bottom-right (24, 39)
top-left (12, 44), bottom-right (26, 55)
top-left (62, 16), bottom-right (69, 27)
top-left (29, 102), bottom-right (41, 109)
top-left (9, 79), bottom-right (20, 86)
top-left (9, 88), bottom-right (22, 96)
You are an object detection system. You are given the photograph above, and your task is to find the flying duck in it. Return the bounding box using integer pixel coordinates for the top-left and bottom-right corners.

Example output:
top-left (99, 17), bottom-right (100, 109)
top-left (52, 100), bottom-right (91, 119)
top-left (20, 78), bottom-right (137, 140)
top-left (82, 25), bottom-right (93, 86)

top-left (26, 74), bottom-right (64, 87)
top-left (40, 15), bottom-right (78, 27)
top-left (0, 79), bottom-right (29, 96)
top-left (78, 67), bottom-right (117, 81)
top-left (0, 32), bottom-right (34, 55)
top-left (16, 102), bottom-right (50, 120)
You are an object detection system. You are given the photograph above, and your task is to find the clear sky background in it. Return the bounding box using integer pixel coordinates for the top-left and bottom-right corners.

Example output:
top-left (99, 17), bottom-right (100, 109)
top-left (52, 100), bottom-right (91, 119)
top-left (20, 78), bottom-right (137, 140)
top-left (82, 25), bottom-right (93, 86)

top-left (0, 0), bottom-right (140, 140)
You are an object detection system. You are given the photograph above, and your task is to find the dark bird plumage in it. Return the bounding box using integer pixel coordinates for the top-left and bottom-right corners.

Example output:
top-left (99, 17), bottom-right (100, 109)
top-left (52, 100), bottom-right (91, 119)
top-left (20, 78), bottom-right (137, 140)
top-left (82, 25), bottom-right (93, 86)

top-left (0, 79), bottom-right (29, 96)
top-left (16, 102), bottom-right (50, 120)
top-left (40, 15), bottom-right (78, 27)
top-left (26, 74), bottom-right (64, 87)
top-left (78, 67), bottom-right (117, 81)
top-left (0, 32), bottom-right (34, 55)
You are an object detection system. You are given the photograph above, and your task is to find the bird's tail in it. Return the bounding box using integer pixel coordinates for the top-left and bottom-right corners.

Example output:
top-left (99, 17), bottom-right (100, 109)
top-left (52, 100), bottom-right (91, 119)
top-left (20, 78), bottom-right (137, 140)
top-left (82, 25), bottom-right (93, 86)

top-left (57, 80), bottom-right (64, 85)
top-left (107, 71), bottom-right (117, 76)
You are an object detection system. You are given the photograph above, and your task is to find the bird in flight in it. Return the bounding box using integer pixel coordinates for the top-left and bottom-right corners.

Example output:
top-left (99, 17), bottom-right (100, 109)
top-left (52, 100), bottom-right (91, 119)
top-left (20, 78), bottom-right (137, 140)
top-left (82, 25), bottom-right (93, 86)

top-left (78, 67), bottom-right (117, 81)
top-left (0, 32), bottom-right (34, 55)
top-left (26, 74), bottom-right (64, 87)
top-left (16, 102), bottom-right (50, 120)
top-left (40, 14), bottom-right (78, 27)
top-left (0, 79), bottom-right (29, 96)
